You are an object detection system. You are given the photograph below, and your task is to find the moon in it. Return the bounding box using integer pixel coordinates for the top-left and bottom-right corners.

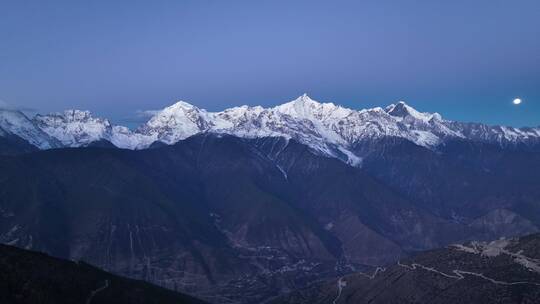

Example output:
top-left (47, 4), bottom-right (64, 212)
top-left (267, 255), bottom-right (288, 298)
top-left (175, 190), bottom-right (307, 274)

top-left (513, 98), bottom-right (522, 105)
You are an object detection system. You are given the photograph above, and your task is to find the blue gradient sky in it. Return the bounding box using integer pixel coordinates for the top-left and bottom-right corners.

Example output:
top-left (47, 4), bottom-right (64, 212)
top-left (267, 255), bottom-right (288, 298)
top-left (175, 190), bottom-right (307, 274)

top-left (1, 0), bottom-right (539, 127)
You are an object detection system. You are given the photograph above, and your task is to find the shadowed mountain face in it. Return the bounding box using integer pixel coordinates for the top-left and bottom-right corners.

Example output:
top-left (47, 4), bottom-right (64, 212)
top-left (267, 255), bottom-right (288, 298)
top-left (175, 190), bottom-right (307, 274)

top-left (0, 134), bottom-right (539, 303)
top-left (0, 243), bottom-right (207, 304)
top-left (0, 133), bottom-right (38, 155)
top-left (358, 137), bottom-right (540, 219)
top-left (273, 233), bottom-right (540, 304)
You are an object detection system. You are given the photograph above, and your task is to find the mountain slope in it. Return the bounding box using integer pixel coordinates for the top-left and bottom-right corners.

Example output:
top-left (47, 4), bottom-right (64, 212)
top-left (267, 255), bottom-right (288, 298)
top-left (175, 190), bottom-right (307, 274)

top-left (1, 134), bottom-right (539, 303)
top-left (0, 132), bottom-right (38, 155)
top-left (273, 233), bottom-right (540, 304)
top-left (0, 135), bottom-right (353, 303)
top-left (358, 137), bottom-right (540, 226)
top-left (0, 109), bottom-right (61, 149)
top-left (0, 243), bottom-right (207, 304)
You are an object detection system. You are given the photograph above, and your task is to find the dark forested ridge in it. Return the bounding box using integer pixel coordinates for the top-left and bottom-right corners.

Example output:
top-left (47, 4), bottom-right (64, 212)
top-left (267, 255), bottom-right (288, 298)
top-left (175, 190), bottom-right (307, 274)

top-left (0, 243), bottom-right (207, 304)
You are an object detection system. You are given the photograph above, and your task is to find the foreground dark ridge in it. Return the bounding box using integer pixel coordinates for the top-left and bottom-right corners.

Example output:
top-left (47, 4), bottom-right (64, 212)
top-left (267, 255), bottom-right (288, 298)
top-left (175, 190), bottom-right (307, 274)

top-left (0, 244), bottom-right (207, 304)
top-left (273, 233), bottom-right (540, 304)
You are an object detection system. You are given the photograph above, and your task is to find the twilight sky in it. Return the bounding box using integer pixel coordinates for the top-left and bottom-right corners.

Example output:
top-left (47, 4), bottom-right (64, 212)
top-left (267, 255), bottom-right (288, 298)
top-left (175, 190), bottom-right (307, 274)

top-left (1, 0), bottom-right (539, 127)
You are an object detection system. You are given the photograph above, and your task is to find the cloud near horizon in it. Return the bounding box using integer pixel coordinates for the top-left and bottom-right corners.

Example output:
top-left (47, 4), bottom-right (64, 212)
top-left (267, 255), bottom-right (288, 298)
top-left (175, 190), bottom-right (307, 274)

top-left (115, 109), bottom-right (161, 127)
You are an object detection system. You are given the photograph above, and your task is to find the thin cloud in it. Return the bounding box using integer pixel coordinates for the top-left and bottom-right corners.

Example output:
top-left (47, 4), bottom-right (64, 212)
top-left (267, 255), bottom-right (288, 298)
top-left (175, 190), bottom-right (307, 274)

top-left (116, 109), bottom-right (161, 126)
top-left (136, 109), bottom-right (160, 118)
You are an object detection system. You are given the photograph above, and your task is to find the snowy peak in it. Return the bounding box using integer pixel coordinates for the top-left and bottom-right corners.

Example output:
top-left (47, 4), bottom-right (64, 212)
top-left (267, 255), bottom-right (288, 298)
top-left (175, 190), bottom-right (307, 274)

top-left (33, 110), bottom-right (156, 149)
top-left (160, 100), bottom-right (201, 114)
top-left (63, 110), bottom-right (104, 123)
top-left (386, 101), bottom-right (411, 117)
top-left (0, 109), bottom-right (61, 149)
top-left (275, 94), bottom-right (320, 118)
top-left (37, 110), bottom-right (112, 127)
top-left (138, 100), bottom-right (210, 144)
top-left (275, 94), bottom-right (352, 122)
top-left (386, 101), bottom-right (435, 122)
top-left (34, 110), bottom-right (114, 147)
top-left (140, 100), bottom-right (205, 127)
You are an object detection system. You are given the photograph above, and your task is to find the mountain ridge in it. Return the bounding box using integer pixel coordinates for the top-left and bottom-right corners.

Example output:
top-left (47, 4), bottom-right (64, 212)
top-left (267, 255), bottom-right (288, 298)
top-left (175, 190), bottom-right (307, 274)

top-left (2, 95), bottom-right (540, 164)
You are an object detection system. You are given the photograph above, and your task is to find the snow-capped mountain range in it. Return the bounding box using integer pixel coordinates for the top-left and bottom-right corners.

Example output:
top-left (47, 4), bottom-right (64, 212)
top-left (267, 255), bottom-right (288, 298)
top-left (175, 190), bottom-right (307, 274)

top-left (1, 94), bottom-right (539, 165)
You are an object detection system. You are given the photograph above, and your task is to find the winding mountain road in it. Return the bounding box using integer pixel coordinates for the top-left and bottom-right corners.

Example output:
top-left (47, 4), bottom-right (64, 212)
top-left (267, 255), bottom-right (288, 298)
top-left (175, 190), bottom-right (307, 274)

top-left (86, 279), bottom-right (110, 304)
top-left (397, 261), bottom-right (540, 286)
